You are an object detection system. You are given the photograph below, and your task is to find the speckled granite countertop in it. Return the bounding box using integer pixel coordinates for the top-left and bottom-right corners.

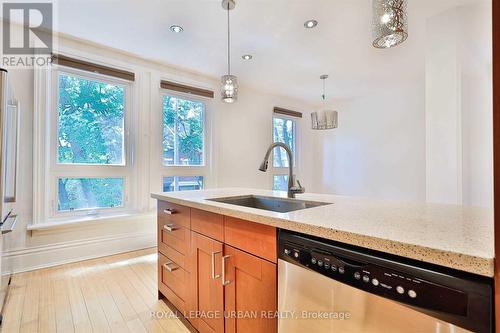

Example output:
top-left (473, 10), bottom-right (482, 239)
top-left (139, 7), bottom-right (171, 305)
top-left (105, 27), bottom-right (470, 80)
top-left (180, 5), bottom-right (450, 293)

top-left (151, 188), bottom-right (494, 277)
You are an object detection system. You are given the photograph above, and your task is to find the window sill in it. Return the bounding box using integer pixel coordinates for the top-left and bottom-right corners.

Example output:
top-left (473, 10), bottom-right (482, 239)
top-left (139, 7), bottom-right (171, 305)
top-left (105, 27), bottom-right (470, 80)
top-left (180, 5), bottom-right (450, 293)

top-left (27, 211), bottom-right (155, 232)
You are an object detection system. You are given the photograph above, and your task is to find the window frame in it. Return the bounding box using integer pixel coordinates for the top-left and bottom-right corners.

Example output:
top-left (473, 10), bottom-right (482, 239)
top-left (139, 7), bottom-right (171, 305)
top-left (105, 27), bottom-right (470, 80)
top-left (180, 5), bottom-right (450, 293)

top-left (271, 113), bottom-right (299, 191)
top-left (56, 176), bottom-right (126, 213)
top-left (48, 67), bottom-right (134, 219)
top-left (161, 93), bottom-right (206, 167)
top-left (162, 175), bottom-right (205, 192)
top-left (159, 89), bottom-right (211, 192)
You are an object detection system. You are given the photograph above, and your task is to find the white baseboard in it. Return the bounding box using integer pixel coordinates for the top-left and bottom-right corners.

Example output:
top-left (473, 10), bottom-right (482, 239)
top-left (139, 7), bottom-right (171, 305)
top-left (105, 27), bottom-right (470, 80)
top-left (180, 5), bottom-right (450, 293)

top-left (4, 231), bottom-right (157, 274)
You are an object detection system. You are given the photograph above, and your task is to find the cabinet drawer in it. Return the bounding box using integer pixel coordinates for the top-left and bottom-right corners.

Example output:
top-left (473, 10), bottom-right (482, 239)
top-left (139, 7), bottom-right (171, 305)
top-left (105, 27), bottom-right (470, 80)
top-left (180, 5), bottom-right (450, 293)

top-left (191, 208), bottom-right (224, 242)
top-left (158, 242), bottom-right (188, 271)
top-left (159, 282), bottom-right (187, 314)
top-left (158, 253), bottom-right (189, 312)
top-left (224, 216), bottom-right (277, 263)
top-left (160, 225), bottom-right (190, 255)
top-left (158, 201), bottom-right (190, 228)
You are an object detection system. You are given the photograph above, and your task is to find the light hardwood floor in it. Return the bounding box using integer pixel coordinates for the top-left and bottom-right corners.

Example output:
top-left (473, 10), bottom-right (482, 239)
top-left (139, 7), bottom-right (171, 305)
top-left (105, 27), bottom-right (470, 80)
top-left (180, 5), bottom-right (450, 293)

top-left (1, 248), bottom-right (193, 333)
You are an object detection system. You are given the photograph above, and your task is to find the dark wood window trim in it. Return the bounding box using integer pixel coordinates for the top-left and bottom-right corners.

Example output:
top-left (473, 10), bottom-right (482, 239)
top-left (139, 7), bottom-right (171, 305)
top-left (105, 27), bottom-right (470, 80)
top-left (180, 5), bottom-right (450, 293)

top-left (52, 54), bottom-right (135, 81)
top-left (160, 80), bottom-right (214, 99)
top-left (493, 0), bottom-right (499, 330)
top-left (273, 107), bottom-right (302, 118)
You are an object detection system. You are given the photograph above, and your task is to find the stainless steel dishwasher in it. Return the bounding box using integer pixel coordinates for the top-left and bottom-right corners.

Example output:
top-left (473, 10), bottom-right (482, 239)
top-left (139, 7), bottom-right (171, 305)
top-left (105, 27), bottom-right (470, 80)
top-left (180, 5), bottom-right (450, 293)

top-left (278, 230), bottom-right (492, 333)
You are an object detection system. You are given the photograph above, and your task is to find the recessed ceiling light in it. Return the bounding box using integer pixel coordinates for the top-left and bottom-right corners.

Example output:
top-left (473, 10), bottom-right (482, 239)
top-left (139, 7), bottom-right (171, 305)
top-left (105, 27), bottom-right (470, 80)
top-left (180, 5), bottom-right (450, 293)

top-left (304, 20), bottom-right (318, 29)
top-left (170, 25), bottom-right (183, 33)
top-left (242, 54), bottom-right (253, 60)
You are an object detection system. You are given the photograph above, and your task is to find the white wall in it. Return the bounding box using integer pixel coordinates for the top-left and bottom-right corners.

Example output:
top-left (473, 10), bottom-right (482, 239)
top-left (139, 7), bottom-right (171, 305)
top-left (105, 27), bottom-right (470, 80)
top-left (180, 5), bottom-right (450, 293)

top-left (3, 33), bottom-right (314, 272)
top-left (425, 4), bottom-right (492, 206)
top-left (425, 7), bottom-right (463, 204)
top-left (458, 4), bottom-right (493, 208)
top-left (304, 82), bottom-right (426, 202)
top-left (303, 2), bottom-right (492, 207)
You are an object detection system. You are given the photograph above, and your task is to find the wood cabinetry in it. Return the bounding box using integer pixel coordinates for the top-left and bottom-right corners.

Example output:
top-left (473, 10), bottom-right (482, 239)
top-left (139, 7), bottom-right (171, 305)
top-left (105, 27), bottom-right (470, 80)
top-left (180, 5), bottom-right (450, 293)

top-left (158, 252), bottom-right (190, 313)
top-left (156, 200), bottom-right (277, 333)
top-left (191, 208), bottom-right (224, 242)
top-left (224, 216), bottom-right (277, 263)
top-left (158, 201), bottom-right (191, 271)
top-left (157, 201), bottom-right (192, 314)
top-left (190, 232), bottom-right (224, 333)
top-left (223, 245), bottom-right (277, 333)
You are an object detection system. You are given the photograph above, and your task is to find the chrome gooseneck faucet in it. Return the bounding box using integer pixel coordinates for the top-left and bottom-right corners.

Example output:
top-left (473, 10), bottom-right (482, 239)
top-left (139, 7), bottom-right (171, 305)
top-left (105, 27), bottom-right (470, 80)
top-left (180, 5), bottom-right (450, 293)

top-left (259, 142), bottom-right (305, 198)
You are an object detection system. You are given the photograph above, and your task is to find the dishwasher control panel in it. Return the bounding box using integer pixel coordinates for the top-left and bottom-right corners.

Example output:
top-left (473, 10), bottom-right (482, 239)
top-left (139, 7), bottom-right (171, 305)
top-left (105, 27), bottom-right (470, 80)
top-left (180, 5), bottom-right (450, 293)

top-left (278, 230), bottom-right (493, 333)
top-left (279, 239), bottom-right (469, 317)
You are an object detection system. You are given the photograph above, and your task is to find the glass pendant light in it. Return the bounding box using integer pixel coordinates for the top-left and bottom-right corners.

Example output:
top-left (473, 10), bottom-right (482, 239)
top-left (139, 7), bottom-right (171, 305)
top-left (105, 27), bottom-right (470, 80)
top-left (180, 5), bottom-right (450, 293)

top-left (311, 75), bottom-right (338, 130)
top-left (221, 0), bottom-right (238, 103)
top-left (372, 0), bottom-right (408, 49)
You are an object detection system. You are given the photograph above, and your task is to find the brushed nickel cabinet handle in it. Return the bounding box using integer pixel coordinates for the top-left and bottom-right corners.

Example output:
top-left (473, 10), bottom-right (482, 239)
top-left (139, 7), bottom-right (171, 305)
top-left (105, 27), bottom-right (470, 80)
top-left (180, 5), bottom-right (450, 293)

top-left (222, 255), bottom-right (231, 286)
top-left (163, 208), bottom-right (177, 215)
top-left (163, 224), bottom-right (178, 232)
top-left (163, 261), bottom-right (179, 272)
top-left (211, 251), bottom-right (222, 279)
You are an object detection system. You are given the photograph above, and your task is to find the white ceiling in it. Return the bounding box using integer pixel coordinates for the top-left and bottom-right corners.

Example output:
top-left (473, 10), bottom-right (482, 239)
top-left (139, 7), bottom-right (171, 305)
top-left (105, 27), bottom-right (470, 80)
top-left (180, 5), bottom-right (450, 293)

top-left (51, 0), bottom-right (489, 104)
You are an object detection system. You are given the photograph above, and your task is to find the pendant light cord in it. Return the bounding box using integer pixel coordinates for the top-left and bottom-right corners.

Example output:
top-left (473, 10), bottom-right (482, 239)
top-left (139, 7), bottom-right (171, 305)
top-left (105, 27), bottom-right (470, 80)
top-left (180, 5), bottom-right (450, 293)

top-left (322, 77), bottom-right (326, 101)
top-left (227, 2), bottom-right (231, 75)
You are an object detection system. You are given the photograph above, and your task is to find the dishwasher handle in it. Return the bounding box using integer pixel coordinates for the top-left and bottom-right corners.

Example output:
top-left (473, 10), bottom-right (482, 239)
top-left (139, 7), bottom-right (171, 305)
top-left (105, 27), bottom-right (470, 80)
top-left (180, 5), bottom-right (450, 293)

top-left (312, 250), bottom-right (367, 270)
top-left (336, 256), bottom-right (367, 269)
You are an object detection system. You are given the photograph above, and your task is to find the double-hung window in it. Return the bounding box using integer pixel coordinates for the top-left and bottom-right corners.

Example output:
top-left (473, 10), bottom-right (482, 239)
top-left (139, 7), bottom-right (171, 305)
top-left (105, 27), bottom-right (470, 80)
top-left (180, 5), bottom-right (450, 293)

top-left (50, 68), bottom-right (132, 217)
top-left (272, 113), bottom-right (299, 191)
top-left (160, 88), bottom-right (209, 192)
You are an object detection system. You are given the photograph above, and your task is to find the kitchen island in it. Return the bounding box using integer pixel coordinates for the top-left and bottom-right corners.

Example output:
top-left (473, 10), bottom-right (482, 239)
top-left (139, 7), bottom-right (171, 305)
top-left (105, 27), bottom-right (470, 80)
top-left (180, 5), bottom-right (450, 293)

top-left (152, 188), bottom-right (493, 277)
top-left (152, 188), bottom-right (493, 333)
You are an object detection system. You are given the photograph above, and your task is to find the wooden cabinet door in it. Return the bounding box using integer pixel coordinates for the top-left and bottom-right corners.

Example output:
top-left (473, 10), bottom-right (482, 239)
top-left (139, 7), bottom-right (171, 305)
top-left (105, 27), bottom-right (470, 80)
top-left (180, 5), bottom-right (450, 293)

top-left (190, 231), bottom-right (224, 333)
top-left (223, 245), bottom-right (277, 333)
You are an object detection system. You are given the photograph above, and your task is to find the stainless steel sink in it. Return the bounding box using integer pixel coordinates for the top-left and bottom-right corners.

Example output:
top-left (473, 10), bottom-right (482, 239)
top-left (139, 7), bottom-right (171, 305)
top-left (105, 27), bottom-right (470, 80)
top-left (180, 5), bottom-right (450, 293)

top-left (207, 195), bottom-right (331, 213)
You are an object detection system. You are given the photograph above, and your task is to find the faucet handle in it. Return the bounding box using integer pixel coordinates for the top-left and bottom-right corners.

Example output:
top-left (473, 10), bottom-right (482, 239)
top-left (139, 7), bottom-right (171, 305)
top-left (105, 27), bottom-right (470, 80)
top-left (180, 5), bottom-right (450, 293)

top-left (291, 179), bottom-right (305, 195)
